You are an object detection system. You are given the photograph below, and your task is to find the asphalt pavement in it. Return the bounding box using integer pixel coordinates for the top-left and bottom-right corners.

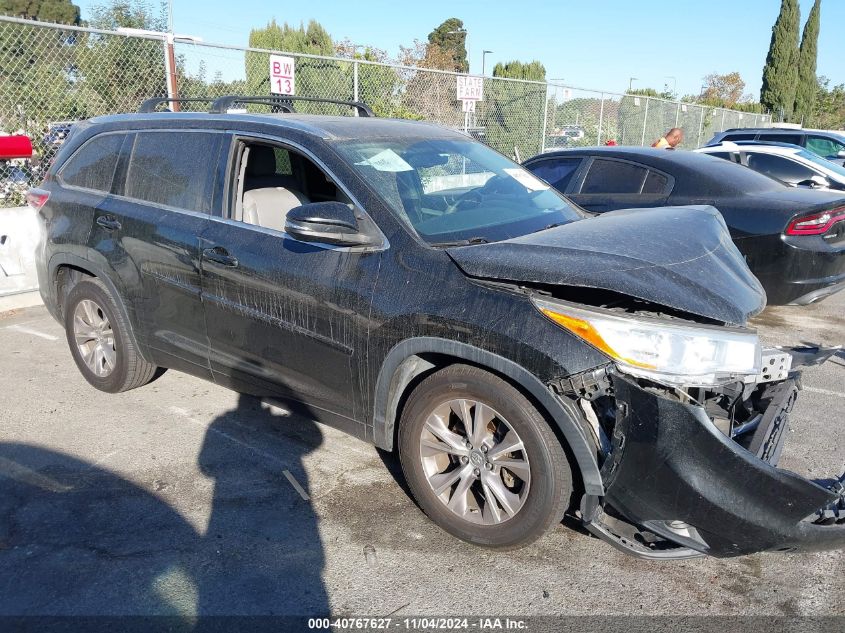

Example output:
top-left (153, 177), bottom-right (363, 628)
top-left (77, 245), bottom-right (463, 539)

top-left (0, 293), bottom-right (843, 618)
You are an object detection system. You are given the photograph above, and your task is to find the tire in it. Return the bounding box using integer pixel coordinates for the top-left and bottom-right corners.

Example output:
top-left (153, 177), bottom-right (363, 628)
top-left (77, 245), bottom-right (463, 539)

top-left (63, 277), bottom-right (160, 393)
top-left (398, 363), bottom-right (572, 549)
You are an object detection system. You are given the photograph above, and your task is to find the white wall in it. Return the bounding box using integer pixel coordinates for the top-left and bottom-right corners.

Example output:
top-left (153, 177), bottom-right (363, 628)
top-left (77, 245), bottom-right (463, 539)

top-left (0, 206), bottom-right (40, 297)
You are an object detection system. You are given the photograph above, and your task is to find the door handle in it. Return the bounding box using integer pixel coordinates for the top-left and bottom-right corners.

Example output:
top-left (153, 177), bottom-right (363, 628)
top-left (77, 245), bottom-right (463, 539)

top-left (202, 246), bottom-right (239, 267)
top-left (96, 215), bottom-right (121, 231)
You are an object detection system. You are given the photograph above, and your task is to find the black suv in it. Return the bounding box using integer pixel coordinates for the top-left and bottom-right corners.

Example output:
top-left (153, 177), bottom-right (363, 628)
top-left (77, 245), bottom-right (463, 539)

top-left (707, 127), bottom-right (845, 164)
top-left (31, 97), bottom-right (844, 557)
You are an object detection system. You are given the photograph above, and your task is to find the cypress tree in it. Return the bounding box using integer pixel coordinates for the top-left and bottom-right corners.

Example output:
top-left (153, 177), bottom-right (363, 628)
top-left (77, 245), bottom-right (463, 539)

top-left (794, 0), bottom-right (821, 124)
top-left (760, 0), bottom-right (800, 120)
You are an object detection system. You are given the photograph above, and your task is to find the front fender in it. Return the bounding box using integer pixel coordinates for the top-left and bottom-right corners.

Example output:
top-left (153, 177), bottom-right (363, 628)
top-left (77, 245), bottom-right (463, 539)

top-left (372, 336), bottom-right (604, 496)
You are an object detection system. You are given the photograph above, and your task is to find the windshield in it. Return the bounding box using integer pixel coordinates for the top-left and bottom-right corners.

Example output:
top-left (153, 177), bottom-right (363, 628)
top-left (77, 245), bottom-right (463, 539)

top-left (332, 137), bottom-right (584, 244)
top-left (795, 148), bottom-right (845, 179)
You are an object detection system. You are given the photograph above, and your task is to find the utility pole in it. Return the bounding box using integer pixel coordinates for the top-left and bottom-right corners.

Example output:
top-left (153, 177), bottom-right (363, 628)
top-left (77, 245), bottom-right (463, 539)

top-left (117, 26), bottom-right (202, 112)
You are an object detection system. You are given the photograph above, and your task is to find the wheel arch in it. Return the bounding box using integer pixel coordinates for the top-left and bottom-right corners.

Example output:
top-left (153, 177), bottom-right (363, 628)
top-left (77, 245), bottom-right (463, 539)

top-left (372, 337), bottom-right (604, 496)
top-left (49, 253), bottom-right (152, 364)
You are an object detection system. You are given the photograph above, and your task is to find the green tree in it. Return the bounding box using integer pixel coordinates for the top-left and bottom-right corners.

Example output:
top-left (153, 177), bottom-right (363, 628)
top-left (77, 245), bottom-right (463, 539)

top-left (74, 0), bottom-right (167, 113)
top-left (0, 0), bottom-right (80, 24)
top-left (794, 0), bottom-right (821, 123)
top-left (811, 76), bottom-right (845, 129)
top-left (426, 18), bottom-right (467, 72)
top-left (627, 87), bottom-right (674, 100)
top-left (761, 0), bottom-right (800, 120)
top-left (481, 60), bottom-right (546, 158)
top-left (245, 20), bottom-right (348, 113)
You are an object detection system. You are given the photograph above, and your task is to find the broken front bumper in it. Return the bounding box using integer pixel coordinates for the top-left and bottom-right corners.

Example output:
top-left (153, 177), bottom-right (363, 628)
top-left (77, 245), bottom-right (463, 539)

top-left (593, 374), bottom-right (845, 558)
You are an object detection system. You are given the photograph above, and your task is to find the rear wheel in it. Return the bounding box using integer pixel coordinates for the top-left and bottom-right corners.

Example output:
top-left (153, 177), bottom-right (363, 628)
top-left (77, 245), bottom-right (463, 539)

top-left (398, 364), bottom-right (572, 548)
top-left (63, 278), bottom-right (160, 393)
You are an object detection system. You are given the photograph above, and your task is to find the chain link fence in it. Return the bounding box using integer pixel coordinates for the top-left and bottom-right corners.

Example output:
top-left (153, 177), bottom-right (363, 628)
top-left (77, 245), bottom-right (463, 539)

top-left (0, 15), bottom-right (770, 207)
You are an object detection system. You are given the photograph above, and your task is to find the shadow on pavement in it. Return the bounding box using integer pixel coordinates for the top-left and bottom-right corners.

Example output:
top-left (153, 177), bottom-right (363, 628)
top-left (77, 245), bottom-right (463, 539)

top-left (0, 394), bottom-right (328, 618)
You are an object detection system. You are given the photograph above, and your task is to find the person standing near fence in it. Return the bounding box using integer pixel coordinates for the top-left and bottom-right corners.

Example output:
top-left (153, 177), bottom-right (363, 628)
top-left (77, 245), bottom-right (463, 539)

top-left (652, 128), bottom-right (683, 149)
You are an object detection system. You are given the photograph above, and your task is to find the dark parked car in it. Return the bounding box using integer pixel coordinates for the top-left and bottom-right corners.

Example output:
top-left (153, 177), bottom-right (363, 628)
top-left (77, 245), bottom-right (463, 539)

top-left (31, 97), bottom-right (844, 558)
top-left (707, 127), bottom-right (845, 165)
top-left (523, 147), bottom-right (845, 305)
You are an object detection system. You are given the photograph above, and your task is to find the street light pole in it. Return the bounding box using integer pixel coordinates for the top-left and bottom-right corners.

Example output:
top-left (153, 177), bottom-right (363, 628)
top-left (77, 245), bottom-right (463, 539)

top-left (628, 77), bottom-right (638, 93)
top-left (482, 50), bottom-right (493, 76)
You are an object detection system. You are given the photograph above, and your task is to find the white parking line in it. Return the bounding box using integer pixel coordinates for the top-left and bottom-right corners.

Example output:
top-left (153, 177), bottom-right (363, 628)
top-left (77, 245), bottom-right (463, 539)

top-left (804, 386), bottom-right (845, 399)
top-left (4, 324), bottom-right (59, 341)
top-left (283, 469), bottom-right (310, 501)
top-left (168, 405), bottom-right (314, 501)
top-left (168, 405), bottom-right (291, 470)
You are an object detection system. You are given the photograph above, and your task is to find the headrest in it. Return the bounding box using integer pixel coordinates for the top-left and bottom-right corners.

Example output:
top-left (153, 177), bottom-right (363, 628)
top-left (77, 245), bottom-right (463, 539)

top-left (246, 145), bottom-right (277, 177)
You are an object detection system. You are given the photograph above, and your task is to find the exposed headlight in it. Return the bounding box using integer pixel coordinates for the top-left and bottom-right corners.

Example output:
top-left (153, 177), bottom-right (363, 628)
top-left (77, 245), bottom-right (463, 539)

top-left (532, 297), bottom-right (761, 387)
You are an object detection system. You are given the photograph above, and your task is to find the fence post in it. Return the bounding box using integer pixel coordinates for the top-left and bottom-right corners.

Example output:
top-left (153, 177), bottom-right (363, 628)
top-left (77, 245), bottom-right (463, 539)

top-left (640, 97), bottom-right (650, 146)
top-left (163, 34), bottom-right (179, 110)
top-left (675, 101), bottom-right (681, 128)
top-left (540, 84), bottom-right (549, 153)
top-left (597, 94), bottom-right (605, 145)
top-left (720, 109), bottom-right (726, 132)
top-left (353, 60), bottom-right (359, 102)
top-left (697, 106), bottom-right (705, 146)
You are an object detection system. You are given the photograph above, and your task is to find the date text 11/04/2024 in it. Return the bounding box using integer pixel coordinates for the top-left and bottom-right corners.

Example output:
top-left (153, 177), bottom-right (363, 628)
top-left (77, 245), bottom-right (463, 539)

top-left (307, 617), bottom-right (529, 630)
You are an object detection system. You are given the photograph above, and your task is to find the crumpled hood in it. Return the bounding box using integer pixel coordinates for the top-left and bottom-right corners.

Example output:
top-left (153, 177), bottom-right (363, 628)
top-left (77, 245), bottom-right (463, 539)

top-left (447, 205), bottom-right (766, 325)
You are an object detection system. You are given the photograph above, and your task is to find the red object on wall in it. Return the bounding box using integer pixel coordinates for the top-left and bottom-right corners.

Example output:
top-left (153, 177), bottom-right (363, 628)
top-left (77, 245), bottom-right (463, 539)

top-left (0, 135), bottom-right (33, 159)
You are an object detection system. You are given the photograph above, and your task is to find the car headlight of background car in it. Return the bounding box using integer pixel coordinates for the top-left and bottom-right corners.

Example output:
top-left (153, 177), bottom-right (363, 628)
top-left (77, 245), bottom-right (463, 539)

top-left (532, 297), bottom-right (761, 388)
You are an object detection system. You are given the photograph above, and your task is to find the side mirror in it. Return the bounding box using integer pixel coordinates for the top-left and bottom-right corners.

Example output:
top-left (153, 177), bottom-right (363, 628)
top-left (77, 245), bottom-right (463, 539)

top-left (797, 175), bottom-right (831, 189)
top-left (285, 201), bottom-right (374, 246)
top-left (837, 150), bottom-right (845, 159)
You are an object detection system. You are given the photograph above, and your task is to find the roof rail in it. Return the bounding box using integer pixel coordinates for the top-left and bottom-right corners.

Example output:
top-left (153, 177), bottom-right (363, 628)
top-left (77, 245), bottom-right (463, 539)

top-left (208, 95), bottom-right (375, 117)
top-left (138, 97), bottom-right (217, 113)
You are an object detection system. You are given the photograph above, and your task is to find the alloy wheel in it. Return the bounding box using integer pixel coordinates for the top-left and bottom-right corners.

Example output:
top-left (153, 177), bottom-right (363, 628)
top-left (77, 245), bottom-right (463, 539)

top-left (72, 299), bottom-right (116, 378)
top-left (419, 398), bottom-right (531, 525)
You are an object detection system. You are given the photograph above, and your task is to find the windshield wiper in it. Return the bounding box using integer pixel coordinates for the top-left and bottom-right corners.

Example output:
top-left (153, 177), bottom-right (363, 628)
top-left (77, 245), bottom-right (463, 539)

top-left (430, 236), bottom-right (490, 247)
top-left (532, 222), bottom-right (568, 233)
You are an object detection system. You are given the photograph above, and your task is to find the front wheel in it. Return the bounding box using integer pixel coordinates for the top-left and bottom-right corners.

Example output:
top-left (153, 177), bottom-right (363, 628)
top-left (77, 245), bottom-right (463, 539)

top-left (398, 364), bottom-right (572, 549)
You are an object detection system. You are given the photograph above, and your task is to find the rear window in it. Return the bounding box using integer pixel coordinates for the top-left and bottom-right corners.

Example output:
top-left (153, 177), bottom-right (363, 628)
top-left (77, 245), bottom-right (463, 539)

top-left (581, 159), bottom-right (647, 194)
top-left (59, 133), bottom-right (125, 192)
top-left (758, 133), bottom-right (803, 146)
top-left (124, 132), bottom-right (221, 213)
top-left (722, 133), bottom-right (757, 142)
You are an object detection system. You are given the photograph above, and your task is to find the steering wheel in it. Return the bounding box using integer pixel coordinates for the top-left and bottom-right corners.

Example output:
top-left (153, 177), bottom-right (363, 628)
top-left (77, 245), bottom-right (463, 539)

top-left (444, 189), bottom-right (484, 214)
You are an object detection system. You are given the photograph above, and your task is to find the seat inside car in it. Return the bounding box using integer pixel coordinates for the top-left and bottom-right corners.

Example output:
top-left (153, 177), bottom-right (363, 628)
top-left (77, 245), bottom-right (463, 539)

top-left (242, 186), bottom-right (309, 232)
top-left (240, 145), bottom-right (310, 231)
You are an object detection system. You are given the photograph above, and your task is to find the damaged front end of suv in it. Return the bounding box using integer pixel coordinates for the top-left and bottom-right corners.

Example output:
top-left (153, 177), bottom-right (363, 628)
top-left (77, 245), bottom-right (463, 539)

top-left (448, 205), bottom-right (844, 558)
top-left (536, 296), bottom-right (844, 559)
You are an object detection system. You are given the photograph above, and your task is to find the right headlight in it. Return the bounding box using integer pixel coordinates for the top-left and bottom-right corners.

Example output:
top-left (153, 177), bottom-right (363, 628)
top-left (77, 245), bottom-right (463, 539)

top-left (532, 297), bottom-right (761, 388)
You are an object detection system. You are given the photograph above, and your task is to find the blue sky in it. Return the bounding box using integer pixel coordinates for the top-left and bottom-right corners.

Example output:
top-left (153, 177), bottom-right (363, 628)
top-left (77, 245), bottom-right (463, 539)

top-left (77, 0), bottom-right (844, 99)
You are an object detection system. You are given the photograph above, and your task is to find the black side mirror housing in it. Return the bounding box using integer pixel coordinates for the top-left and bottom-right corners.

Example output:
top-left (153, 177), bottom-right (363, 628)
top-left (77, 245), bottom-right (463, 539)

top-left (285, 201), bottom-right (374, 246)
top-left (796, 175), bottom-right (831, 190)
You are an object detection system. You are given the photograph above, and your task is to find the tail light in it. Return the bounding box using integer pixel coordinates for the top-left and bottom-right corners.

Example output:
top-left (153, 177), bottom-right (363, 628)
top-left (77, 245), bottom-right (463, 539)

top-left (25, 188), bottom-right (50, 210)
top-left (785, 207), bottom-right (845, 236)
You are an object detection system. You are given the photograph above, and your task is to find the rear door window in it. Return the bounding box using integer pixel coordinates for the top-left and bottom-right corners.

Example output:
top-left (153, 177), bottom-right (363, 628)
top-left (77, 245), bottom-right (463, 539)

top-left (580, 159), bottom-right (647, 194)
top-left (525, 157), bottom-right (583, 192)
top-left (745, 153), bottom-right (816, 184)
top-left (124, 131), bottom-right (222, 213)
top-left (642, 170), bottom-right (670, 194)
top-left (59, 133), bottom-right (126, 192)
